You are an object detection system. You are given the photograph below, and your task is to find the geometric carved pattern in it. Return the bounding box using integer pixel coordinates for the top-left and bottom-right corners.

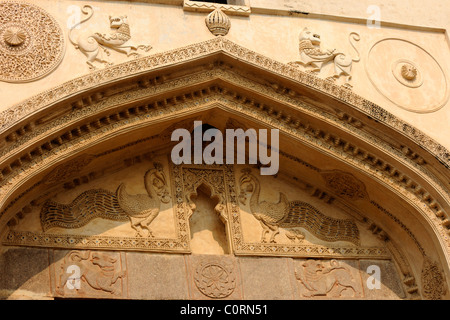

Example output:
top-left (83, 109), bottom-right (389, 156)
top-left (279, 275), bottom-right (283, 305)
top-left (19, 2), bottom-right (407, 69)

top-left (421, 257), bottom-right (447, 300)
top-left (44, 154), bottom-right (96, 185)
top-left (321, 170), bottom-right (368, 201)
top-left (0, 1), bottom-right (65, 82)
top-left (194, 257), bottom-right (236, 299)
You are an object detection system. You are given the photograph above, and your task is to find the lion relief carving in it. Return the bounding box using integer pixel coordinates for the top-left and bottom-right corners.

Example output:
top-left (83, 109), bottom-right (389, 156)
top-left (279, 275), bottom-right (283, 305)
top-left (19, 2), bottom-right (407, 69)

top-left (295, 259), bottom-right (361, 298)
top-left (69, 5), bottom-right (152, 69)
top-left (57, 250), bottom-right (126, 296)
top-left (289, 27), bottom-right (360, 89)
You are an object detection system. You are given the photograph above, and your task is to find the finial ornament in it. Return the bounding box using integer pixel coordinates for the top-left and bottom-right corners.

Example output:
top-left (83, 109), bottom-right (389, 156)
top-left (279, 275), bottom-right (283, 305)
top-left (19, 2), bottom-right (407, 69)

top-left (205, 8), bottom-right (231, 36)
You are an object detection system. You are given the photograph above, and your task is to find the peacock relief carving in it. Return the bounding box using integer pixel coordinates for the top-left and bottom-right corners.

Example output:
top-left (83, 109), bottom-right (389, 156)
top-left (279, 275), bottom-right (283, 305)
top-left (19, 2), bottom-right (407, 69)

top-left (41, 163), bottom-right (170, 237)
top-left (116, 164), bottom-right (171, 237)
top-left (238, 169), bottom-right (360, 245)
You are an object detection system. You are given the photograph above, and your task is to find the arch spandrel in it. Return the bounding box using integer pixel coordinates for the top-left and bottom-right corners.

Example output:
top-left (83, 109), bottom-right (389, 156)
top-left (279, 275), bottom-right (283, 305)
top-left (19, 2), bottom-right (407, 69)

top-left (0, 39), bottom-right (449, 300)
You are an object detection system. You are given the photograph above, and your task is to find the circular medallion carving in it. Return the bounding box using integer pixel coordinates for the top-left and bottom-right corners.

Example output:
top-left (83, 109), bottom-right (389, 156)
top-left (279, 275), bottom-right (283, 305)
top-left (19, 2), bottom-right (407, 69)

top-left (194, 260), bottom-right (236, 298)
top-left (366, 38), bottom-right (449, 113)
top-left (0, 1), bottom-right (65, 83)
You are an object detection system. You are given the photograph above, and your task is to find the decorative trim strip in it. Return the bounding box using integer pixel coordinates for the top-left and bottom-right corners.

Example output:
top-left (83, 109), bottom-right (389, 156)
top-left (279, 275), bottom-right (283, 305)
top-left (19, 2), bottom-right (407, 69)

top-left (183, 0), bottom-right (251, 16)
top-left (3, 230), bottom-right (189, 253)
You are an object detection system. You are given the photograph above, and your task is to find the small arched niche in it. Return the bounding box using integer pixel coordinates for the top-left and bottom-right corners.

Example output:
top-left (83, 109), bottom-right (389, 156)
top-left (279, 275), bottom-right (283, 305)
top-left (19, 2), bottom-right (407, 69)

top-left (189, 184), bottom-right (230, 255)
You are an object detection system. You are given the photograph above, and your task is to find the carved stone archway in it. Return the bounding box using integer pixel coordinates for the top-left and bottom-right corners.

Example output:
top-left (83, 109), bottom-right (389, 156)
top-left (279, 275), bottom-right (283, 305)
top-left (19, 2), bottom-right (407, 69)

top-left (0, 38), bottom-right (449, 300)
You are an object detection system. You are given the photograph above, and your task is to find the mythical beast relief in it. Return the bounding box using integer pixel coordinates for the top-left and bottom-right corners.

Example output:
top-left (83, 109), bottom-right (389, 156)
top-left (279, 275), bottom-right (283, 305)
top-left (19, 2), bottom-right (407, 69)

top-left (69, 5), bottom-right (151, 69)
top-left (295, 259), bottom-right (362, 298)
top-left (238, 169), bottom-right (360, 245)
top-left (289, 27), bottom-right (360, 89)
top-left (56, 250), bottom-right (126, 297)
top-left (41, 163), bottom-right (170, 237)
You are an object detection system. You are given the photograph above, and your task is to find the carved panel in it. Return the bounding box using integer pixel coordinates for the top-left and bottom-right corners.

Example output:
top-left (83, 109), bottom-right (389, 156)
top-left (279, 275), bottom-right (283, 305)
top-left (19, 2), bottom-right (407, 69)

top-left (40, 162), bottom-right (170, 236)
top-left (51, 250), bottom-right (127, 299)
top-left (238, 169), bottom-right (361, 245)
top-left (43, 154), bottom-right (96, 185)
top-left (187, 255), bottom-right (241, 300)
top-left (0, 1), bottom-right (65, 82)
top-left (289, 27), bottom-right (360, 89)
top-left (5, 158), bottom-right (190, 253)
top-left (321, 170), bottom-right (368, 201)
top-left (69, 5), bottom-right (151, 70)
top-left (294, 259), bottom-right (363, 298)
top-left (421, 257), bottom-right (447, 300)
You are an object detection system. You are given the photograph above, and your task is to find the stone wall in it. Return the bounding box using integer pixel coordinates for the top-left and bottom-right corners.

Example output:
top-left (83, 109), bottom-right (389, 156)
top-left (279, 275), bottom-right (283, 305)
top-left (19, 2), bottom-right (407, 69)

top-left (0, 247), bottom-right (406, 300)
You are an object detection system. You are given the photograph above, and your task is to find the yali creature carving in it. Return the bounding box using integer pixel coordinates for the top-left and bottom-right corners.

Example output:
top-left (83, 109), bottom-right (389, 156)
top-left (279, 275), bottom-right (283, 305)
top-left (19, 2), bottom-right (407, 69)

top-left (295, 259), bottom-right (361, 297)
top-left (69, 5), bottom-right (152, 69)
top-left (57, 250), bottom-right (126, 295)
top-left (289, 27), bottom-right (360, 89)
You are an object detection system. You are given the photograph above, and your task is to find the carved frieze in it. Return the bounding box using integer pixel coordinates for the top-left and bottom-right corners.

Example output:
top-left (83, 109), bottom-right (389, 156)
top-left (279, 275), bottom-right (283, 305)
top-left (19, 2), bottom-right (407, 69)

top-left (4, 161), bottom-right (389, 259)
top-left (0, 1), bottom-right (65, 82)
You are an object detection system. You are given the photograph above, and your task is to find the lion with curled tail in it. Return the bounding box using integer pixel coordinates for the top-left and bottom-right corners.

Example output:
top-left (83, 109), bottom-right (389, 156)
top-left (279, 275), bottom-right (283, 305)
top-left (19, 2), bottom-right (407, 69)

top-left (295, 259), bottom-right (360, 297)
top-left (69, 5), bottom-right (152, 70)
top-left (57, 251), bottom-right (126, 295)
top-left (289, 27), bottom-right (360, 89)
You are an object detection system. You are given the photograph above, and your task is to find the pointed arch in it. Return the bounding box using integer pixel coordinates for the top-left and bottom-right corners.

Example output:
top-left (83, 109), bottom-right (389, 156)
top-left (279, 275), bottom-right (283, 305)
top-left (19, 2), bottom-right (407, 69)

top-left (0, 38), bottom-right (449, 298)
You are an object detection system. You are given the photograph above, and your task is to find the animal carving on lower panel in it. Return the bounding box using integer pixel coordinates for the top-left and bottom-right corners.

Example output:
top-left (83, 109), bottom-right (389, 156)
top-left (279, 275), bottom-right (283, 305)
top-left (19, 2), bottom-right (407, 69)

top-left (295, 259), bottom-right (361, 298)
top-left (69, 5), bottom-right (152, 69)
top-left (57, 250), bottom-right (126, 296)
top-left (238, 169), bottom-right (359, 245)
top-left (41, 163), bottom-right (170, 237)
